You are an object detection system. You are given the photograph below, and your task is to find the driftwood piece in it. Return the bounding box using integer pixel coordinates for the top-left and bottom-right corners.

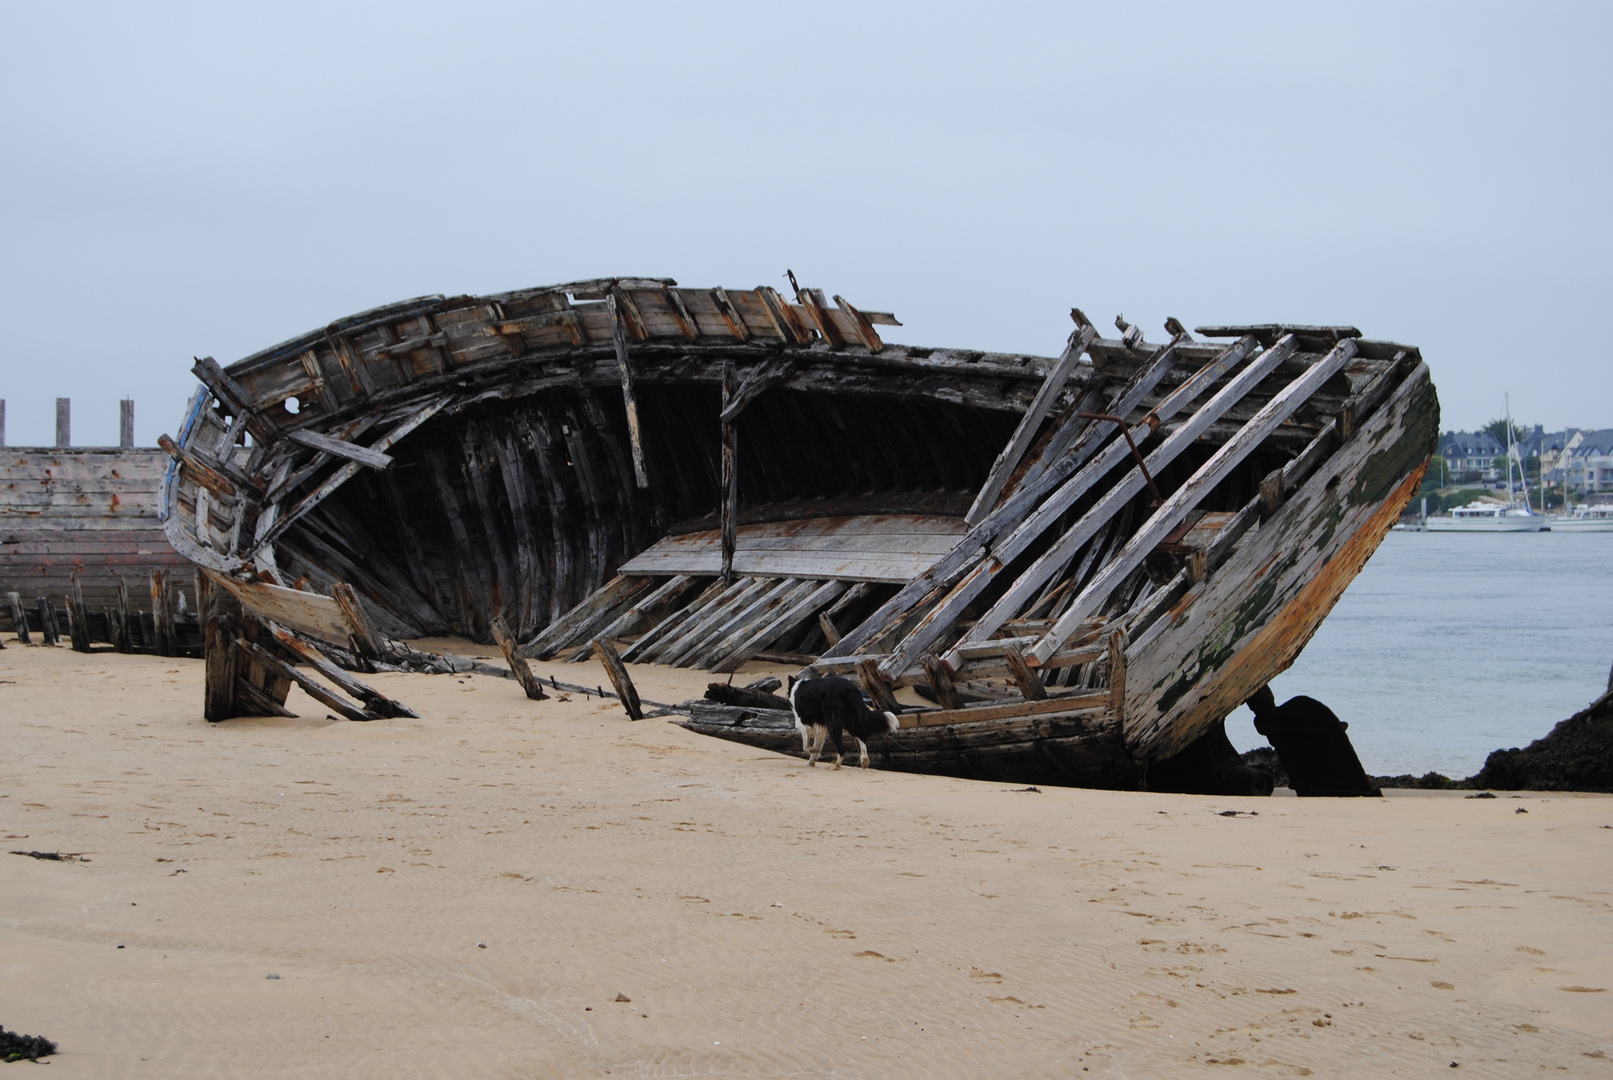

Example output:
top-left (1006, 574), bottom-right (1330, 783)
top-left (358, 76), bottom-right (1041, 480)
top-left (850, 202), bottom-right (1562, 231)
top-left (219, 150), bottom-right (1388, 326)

top-left (593, 637), bottom-right (643, 720)
top-left (491, 616), bottom-right (548, 700)
top-left (9, 592), bottom-right (30, 644)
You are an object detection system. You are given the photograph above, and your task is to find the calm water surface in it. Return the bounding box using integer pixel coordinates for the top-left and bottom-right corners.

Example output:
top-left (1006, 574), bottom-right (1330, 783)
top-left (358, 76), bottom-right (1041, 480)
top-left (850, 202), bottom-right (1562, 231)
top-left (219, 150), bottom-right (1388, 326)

top-left (1224, 531), bottom-right (1613, 778)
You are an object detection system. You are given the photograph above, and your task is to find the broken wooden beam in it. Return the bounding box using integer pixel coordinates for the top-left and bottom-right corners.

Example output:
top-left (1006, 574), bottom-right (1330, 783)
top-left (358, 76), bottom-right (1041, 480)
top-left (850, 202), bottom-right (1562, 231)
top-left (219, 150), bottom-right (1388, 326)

top-left (285, 428), bottom-right (395, 470)
top-left (593, 637), bottom-right (643, 720)
top-left (234, 637), bottom-right (375, 722)
top-left (491, 615), bottom-right (549, 701)
top-left (607, 292), bottom-right (650, 489)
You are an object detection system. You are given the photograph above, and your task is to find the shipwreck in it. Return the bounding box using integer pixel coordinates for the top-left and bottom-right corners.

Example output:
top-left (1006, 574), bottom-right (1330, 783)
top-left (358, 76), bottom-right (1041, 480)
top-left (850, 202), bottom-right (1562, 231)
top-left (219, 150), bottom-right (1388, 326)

top-left (158, 276), bottom-right (1438, 787)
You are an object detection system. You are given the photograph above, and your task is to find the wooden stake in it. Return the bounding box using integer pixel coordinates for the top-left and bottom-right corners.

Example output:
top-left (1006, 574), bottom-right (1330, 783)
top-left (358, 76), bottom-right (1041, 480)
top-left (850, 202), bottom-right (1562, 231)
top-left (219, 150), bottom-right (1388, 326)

top-left (37, 597), bottom-right (60, 646)
top-left (593, 637), bottom-right (643, 720)
top-left (114, 579), bottom-right (133, 653)
top-left (8, 591), bottom-right (30, 645)
top-left (204, 614), bottom-right (239, 722)
top-left (491, 615), bottom-right (549, 701)
top-left (67, 570), bottom-right (92, 653)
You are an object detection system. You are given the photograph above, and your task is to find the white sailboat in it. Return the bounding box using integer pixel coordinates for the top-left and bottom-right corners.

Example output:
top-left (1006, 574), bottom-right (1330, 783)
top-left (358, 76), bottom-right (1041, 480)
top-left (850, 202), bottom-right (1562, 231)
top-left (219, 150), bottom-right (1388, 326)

top-left (1426, 395), bottom-right (1547, 533)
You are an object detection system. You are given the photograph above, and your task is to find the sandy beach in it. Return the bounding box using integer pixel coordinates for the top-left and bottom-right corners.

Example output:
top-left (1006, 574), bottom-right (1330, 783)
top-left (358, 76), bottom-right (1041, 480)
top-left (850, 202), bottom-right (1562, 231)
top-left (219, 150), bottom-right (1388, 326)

top-left (2, 641), bottom-right (1609, 1078)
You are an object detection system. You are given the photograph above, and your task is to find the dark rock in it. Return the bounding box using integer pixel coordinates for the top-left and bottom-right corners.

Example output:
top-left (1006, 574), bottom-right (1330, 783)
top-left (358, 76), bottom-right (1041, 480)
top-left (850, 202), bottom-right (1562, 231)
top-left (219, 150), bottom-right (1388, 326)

top-left (1466, 690), bottom-right (1613, 793)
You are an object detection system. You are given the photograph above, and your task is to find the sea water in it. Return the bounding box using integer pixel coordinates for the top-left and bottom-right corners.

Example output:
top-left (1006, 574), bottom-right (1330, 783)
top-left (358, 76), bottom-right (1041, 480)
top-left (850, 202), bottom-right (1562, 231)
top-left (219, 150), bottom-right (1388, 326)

top-left (1224, 530), bottom-right (1613, 778)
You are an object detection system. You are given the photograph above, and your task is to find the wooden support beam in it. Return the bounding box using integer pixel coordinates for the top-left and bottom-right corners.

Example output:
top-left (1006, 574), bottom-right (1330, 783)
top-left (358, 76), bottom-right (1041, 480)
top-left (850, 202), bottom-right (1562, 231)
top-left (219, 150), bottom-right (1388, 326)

top-left (593, 637), bottom-right (643, 720)
top-left (921, 655), bottom-right (966, 710)
top-left (905, 692), bottom-right (1109, 728)
top-left (721, 362), bottom-right (738, 585)
top-left (658, 577), bottom-right (771, 668)
top-left (253, 395), bottom-right (451, 553)
top-left (1002, 644), bottom-right (1047, 701)
top-left (833, 295), bottom-right (885, 352)
top-left (607, 292), bottom-right (650, 489)
top-left (893, 335), bottom-right (1280, 677)
top-left (522, 575), bottom-right (652, 659)
top-left (857, 658), bottom-right (901, 715)
top-left (710, 579), bottom-right (847, 674)
top-left (709, 288), bottom-right (752, 342)
top-left (491, 616), bottom-right (548, 700)
top-left (619, 578), bottom-right (729, 663)
top-left (7, 592), bottom-right (28, 644)
top-left (331, 582), bottom-right (383, 659)
top-left (234, 637), bottom-right (374, 722)
top-left (234, 676), bottom-right (298, 718)
top-left (566, 575), bottom-right (700, 662)
top-left (1106, 631), bottom-right (1127, 719)
top-left (204, 615), bottom-right (239, 722)
top-left (157, 433), bottom-right (238, 500)
top-left (820, 337), bottom-right (1193, 662)
top-left (965, 325), bottom-right (1095, 526)
top-left (285, 428), bottom-right (395, 470)
top-left (1026, 338), bottom-right (1359, 666)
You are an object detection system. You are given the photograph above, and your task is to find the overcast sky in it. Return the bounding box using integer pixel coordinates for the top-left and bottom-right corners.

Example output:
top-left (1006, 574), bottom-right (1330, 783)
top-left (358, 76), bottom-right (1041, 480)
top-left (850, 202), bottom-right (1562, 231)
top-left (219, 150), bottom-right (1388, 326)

top-left (2, 2), bottom-right (1609, 446)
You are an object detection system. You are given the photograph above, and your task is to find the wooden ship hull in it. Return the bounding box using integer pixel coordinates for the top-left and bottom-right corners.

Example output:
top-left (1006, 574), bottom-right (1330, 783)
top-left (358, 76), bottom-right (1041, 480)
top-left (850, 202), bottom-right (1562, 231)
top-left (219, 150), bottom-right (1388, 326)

top-left (157, 277), bottom-right (1438, 785)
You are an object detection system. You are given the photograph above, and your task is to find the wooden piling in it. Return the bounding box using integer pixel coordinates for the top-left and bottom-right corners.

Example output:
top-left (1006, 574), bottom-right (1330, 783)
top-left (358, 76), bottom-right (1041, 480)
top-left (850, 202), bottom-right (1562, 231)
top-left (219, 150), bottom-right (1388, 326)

top-left (332, 582), bottom-right (383, 660)
top-left (67, 570), bottom-right (92, 653)
top-left (203, 614), bottom-right (239, 722)
top-left (8, 592), bottom-right (29, 645)
top-left (593, 637), bottom-right (643, 720)
top-left (114, 579), bottom-right (133, 652)
top-left (37, 597), bottom-right (61, 646)
top-left (492, 615), bottom-right (549, 701)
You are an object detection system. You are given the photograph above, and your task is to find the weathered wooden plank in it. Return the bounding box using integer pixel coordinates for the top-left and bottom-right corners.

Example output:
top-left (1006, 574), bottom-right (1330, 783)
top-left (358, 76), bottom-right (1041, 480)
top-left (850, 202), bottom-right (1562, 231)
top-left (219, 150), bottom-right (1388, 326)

top-left (819, 338), bottom-right (1197, 661)
top-left (619, 578), bottom-right (729, 663)
top-left (904, 692), bottom-right (1110, 728)
top-left (8, 591), bottom-right (31, 644)
top-left (208, 572), bottom-right (354, 645)
top-left (1027, 337), bottom-right (1359, 666)
top-left (522, 575), bottom-right (657, 660)
top-left (491, 615), bottom-right (548, 700)
top-left (331, 581), bottom-right (384, 659)
top-left (566, 575), bottom-right (700, 662)
top-left (1120, 362), bottom-right (1437, 759)
top-left (720, 362), bottom-right (737, 584)
top-left (269, 623), bottom-right (418, 718)
top-left (679, 578), bottom-right (802, 669)
top-left (894, 336), bottom-right (1285, 676)
top-left (253, 395), bottom-right (450, 553)
top-left (710, 579), bottom-right (846, 674)
top-left (965, 325), bottom-right (1095, 525)
top-left (922, 654), bottom-right (966, 710)
top-left (67, 570), bottom-right (91, 652)
top-left (606, 292), bottom-right (650, 489)
top-left (234, 676), bottom-right (298, 718)
top-left (657, 577), bottom-right (772, 667)
top-left (234, 637), bottom-right (374, 722)
top-left (285, 428), bottom-right (394, 470)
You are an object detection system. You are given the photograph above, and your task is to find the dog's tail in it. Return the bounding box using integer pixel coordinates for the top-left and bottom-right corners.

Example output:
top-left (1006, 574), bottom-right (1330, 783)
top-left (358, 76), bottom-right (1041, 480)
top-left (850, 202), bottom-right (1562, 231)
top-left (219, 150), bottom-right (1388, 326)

top-left (882, 711), bottom-right (900, 734)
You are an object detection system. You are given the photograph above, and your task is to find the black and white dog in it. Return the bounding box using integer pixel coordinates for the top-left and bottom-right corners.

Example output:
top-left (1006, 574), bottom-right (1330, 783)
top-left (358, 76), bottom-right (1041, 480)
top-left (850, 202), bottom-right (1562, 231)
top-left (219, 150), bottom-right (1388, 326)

top-left (788, 676), bottom-right (899, 769)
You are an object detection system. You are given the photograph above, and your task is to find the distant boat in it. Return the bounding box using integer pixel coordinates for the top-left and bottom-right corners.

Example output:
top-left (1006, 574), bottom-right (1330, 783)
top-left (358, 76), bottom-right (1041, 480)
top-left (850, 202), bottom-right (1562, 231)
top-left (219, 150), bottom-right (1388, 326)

top-left (1551, 504), bottom-right (1613, 532)
top-left (1426, 502), bottom-right (1547, 532)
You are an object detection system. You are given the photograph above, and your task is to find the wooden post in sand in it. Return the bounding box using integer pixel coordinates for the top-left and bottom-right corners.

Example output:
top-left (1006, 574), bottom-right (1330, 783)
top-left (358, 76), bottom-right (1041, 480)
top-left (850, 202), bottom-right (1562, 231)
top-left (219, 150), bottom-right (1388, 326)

top-left (8, 591), bottom-right (30, 645)
top-left (491, 615), bottom-right (548, 700)
top-left (592, 637), bottom-right (643, 720)
top-left (37, 597), bottom-right (61, 646)
top-left (67, 570), bottom-right (92, 653)
top-left (203, 614), bottom-right (239, 722)
top-left (332, 582), bottom-right (383, 661)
